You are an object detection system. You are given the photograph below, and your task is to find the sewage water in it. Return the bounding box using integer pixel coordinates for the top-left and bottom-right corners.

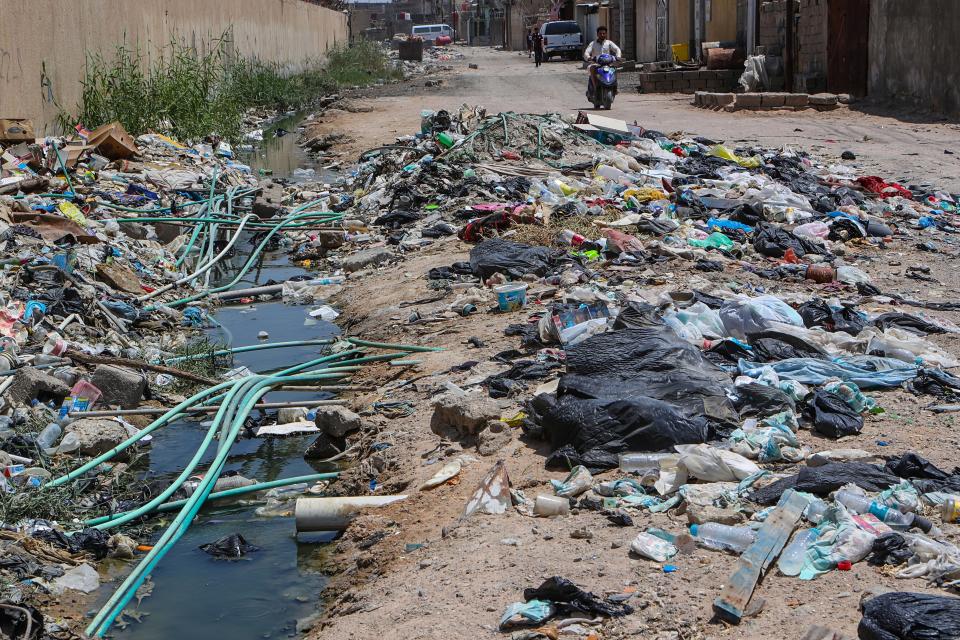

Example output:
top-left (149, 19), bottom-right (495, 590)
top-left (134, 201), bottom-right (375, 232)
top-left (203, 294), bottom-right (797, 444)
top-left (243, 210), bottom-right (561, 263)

top-left (102, 123), bottom-right (344, 639)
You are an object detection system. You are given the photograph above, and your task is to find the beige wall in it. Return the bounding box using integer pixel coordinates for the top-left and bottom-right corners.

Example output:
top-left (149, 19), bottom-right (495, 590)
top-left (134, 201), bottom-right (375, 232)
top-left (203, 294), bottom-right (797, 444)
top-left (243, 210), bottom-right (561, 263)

top-left (0, 0), bottom-right (348, 134)
top-left (669, 0), bottom-right (738, 45)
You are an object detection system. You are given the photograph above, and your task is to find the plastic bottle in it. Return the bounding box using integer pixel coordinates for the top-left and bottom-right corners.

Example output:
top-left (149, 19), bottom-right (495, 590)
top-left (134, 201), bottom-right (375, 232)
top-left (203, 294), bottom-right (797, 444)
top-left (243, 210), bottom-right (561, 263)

top-left (866, 338), bottom-right (918, 364)
top-left (534, 495), bottom-right (570, 517)
top-left (619, 453), bottom-right (675, 473)
top-left (51, 431), bottom-right (81, 455)
top-left (557, 229), bottom-right (588, 247)
top-left (836, 489), bottom-right (932, 531)
top-left (942, 497), bottom-right (960, 523)
top-left (805, 498), bottom-right (829, 524)
top-left (777, 527), bottom-right (819, 576)
top-left (596, 164), bottom-right (630, 183)
top-left (690, 522), bottom-right (756, 553)
top-left (36, 423), bottom-right (62, 449)
top-left (835, 265), bottom-right (872, 285)
top-left (42, 332), bottom-right (69, 356)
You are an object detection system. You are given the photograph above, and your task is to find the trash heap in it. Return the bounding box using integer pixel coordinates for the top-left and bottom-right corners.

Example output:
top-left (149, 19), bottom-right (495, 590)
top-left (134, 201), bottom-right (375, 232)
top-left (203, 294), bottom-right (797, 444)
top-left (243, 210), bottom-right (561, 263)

top-left (342, 108), bottom-right (960, 637)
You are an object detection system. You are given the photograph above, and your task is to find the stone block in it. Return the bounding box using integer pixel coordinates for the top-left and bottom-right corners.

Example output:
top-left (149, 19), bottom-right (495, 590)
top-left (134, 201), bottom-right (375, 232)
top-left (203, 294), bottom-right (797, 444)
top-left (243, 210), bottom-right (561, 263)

top-left (760, 92), bottom-right (787, 107)
top-left (714, 92), bottom-right (736, 106)
top-left (783, 93), bottom-right (809, 107)
top-left (314, 405), bottom-right (363, 437)
top-left (735, 93), bottom-right (763, 108)
top-left (90, 365), bottom-right (146, 409)
top-left (66, 418), bottom-right (131, 460)
top-left (431, 392), bottom-right (507, 438)
top-left (809, 92), bottom-right (839, 106)
top-left (342, 246), bottom-right (394, 272)
top-left (694, 91), bottom-right (708, 106)
top-left (7, 368), bottom-right (70, 405)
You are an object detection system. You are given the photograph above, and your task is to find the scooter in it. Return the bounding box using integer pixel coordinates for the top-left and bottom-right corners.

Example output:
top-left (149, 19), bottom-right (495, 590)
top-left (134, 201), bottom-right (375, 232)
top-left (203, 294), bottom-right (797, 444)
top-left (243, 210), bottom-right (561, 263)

top-left (587, 53), bottom-right (618, 110)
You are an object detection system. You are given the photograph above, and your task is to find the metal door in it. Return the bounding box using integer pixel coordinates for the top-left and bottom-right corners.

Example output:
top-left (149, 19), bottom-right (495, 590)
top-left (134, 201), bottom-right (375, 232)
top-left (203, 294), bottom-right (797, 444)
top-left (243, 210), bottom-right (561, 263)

top-left (656, 0), bottom-right (668, 60)
top-left (828, 0), bottom-right (870, 96)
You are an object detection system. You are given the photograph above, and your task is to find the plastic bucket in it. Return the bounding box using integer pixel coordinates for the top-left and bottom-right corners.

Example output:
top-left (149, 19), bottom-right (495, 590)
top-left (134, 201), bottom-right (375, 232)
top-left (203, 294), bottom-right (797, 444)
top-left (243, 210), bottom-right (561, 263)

top-left (495, 283), bottom-right (528, 312)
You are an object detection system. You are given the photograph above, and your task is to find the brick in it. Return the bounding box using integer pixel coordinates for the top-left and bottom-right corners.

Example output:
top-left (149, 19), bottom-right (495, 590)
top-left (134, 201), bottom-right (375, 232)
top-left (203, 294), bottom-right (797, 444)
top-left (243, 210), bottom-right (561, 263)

top-left (714, 92), bottom-right (736, 106)
top-left (681, 70), bottom-right (700, 80)
top-left (761, 92), bottom-right (787, 107)
top-left (783, 93), bottom-right (809, 107)
top-left (736, 93), bottom-right (763, 108)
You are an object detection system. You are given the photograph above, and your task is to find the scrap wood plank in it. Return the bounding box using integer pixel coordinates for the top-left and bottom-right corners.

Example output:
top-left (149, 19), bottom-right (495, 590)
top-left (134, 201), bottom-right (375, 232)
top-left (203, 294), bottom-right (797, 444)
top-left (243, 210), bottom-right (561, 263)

top-left (713, 489), bottom-right (810, 624)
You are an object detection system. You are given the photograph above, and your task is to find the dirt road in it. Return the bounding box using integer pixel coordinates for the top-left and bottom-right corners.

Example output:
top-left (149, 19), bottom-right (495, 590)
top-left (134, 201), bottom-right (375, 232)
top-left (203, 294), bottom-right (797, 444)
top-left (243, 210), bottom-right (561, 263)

top-left (306, 47), bottom-right (960, 640)
top-left (321, 47), bottom-right (960, 192)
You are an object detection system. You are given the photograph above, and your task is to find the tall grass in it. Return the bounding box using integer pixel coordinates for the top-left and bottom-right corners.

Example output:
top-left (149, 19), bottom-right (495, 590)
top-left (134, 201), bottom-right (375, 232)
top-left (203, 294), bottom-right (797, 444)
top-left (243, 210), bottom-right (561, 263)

top-left (57, 38), bottom-right (401, 142)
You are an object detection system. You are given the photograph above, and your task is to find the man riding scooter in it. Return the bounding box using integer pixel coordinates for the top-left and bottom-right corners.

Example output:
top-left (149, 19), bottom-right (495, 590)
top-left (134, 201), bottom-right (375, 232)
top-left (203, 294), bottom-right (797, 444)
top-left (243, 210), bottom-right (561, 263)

top-left (583, 26), bottom-right (623, 109)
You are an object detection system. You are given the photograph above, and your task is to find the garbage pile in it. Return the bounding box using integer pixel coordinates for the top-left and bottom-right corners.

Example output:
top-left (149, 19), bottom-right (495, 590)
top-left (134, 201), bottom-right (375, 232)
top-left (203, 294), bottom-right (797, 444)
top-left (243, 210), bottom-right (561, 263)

top-left (337, 107), bottom-right (960, 635)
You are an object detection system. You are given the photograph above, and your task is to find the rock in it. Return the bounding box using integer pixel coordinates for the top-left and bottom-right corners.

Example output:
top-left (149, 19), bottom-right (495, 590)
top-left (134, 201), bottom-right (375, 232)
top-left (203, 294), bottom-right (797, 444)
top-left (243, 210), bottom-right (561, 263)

top-left (7, 368), bottom-right (70, 404)
top-left (342, 246), bottom-right (394, 272)
top-left (52, 563), bottom-right (100, 594)
top-left (314, 405), bottom-right (363, 437)
top-left (122, 222), bottom-right (149, 240)
top-left (837, 93), bottom-right (853, 104)
top-left (90, 365), bottom-right (146, 408)
top-left (95, 262), bottom-right (143, 295)
top-left (65, 418), bottom-right (131, 460)
top-left (252, 182), bottom-right (286, 218)
top-left (570, 527), bottom-right (594, 540)
top-left (296, 612), bottom-right (322, 634)
top-left (303, 431), bottom-right (347, 459)
top-left (809, 92), bottom-right (839, 106)
top-left (476, 423), bottom-right (512, 456)
top-left (430, 392), bottom-right (507, 438)
top-left (686, 504), bottom-right (745, 526)
top-left (841, 150), bottom-right (857, 160)
top-left (277, 407), bottom-right (309, 424)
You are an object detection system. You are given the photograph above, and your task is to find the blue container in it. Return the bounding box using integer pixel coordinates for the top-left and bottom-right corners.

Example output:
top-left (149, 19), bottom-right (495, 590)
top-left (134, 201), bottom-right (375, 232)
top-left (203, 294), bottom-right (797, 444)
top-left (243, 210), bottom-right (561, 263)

top-left (495, 283), bottom-right (528, 312)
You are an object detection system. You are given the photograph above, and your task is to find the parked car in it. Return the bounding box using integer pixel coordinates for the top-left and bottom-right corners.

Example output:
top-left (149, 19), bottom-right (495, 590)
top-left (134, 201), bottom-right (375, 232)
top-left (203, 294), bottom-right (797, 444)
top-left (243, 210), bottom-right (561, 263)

top-left (539, 20), bottom-right (583, 60)
top-left (411, 24), bottom-right (455, 43)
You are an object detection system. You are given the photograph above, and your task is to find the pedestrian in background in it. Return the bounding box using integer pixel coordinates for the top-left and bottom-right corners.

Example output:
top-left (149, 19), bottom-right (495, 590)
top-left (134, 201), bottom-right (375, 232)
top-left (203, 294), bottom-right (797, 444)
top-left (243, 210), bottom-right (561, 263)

top-left (533, 27), bottom-right (544, 67)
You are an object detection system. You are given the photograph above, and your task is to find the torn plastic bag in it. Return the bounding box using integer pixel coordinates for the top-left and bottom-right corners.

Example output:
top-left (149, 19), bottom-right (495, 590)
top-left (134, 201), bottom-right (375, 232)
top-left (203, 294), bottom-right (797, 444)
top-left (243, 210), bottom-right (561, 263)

top-left (747, 329), bottom-right (829, 360)
top-left (373, 210), bottom-right (420, 229)
top-left (704, 338), bottom-right (755, 366)
top-left (499, 600), bottom-right (555, 630)
top-left (800, 501), bottom-right (875, 580)
top-left (533, 395), bottom-right (715, 471)
top-left (803, 389), bottom-right (864, 438)
top-left (485, 360), bottom-right (562, 399)
top-left (867, 532), bottom-right (913, 566)
top-left (560, 325), bottom-right (736, 422)
top-left (732, 382), bottom-right (795, 418)
top-left (199, 533), bottom-right (259, 558)
top-left (797, 462), bottom-right (899, 495)
top-left (612, 300), bottom-right (663, 330)
top-left (797, 299), bottom-right (867, 336)
top-left (522, 576), bottom-right (633, 619)
top-left (753, 224), bottom-right (829, 258)
top-left (673, 443), bottom-right (761, 483)
top-left (859, 592), bottom-right (960, 640)
top-left (738, 356), bottom-right (917, 390)
top-left (873, 312), bottom-right (949, 336)
top-left (551, 465), bottom-right (594, 498)
top-left (907, 368), bottom-right (960, 398)
top-left (885, 452), bottom-right (960, 495)
top-left (720, 295), bottom-right (804, 340)
top-left (469, 238), bottom-right (563, 280)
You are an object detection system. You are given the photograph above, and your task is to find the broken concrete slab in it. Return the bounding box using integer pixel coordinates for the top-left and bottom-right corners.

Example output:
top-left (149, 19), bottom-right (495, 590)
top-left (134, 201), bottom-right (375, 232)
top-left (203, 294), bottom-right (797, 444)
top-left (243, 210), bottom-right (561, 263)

top-left (278, 407), bottom-right (309, 424)
top-left (809, 92), bottom-right (839, 106)
top-left (66, 418), bottom-right (131, 460)
top-left (477, 421), bottom-right (513, 456)
top-left (7, 368), bottom-right (70, 405)
top-left (90, 365), bottom-right (146, 408)
top-left (314, 405), bottom-right (363, 437)
top-left (95, 262), bottom-right (143, 295)
top-left (431, 392), bottom-right (507, 438)
top-left (342, 246), bottom-right (394, 272)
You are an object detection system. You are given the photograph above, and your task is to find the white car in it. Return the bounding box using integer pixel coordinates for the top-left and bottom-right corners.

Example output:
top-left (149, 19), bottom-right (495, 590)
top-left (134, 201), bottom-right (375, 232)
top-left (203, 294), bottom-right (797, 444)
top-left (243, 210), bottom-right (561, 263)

top-left (411, 24), bottom-right (454, 42)
top-left (539, 21), bottom-right (583, 60)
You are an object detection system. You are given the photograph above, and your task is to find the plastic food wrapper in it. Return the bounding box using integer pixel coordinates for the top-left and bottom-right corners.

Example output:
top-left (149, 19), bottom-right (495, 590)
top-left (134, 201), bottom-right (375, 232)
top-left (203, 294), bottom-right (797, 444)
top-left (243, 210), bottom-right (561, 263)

top-left (799, 502), bottom-right (875, 579)
top-left (499, 600), bottom-right (555, 630)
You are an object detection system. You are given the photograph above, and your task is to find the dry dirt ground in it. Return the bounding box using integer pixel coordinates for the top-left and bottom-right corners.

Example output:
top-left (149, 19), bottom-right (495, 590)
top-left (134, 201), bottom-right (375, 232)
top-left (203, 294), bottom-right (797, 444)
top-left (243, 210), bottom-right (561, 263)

top-left (306, 47), bottom-right (960, 640)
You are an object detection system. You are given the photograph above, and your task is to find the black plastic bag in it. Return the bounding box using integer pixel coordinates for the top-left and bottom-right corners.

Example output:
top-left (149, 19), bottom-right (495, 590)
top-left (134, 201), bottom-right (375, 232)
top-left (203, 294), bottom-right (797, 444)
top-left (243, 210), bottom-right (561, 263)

top-left (751, 337), bottom-right (826, 361)
top-left (867, 533), bottom-right (912, 567)
top-left (885, 452), bottom-right (960, 494)
top-left (795, 462), bottom-right (899, 495)
top-left (753, 224), bottom-right (828, 258)
top-left (33, 527), bottom-right (112, 560)
top-left (747, 329), bottom-right (828, 360)
top-left (485, 360), bottom-right (561, 399)
top-left (733, 382), bottom-right (796, 418)
top-left (504, 323), bottom-right (544, 349)
top-left (798, 299), bottom-right (867, 335)
top-left (873, 312), bottom-right (947, 336)
top-left (704, 338), bottom-right (755, 365)
top-left (469, 239), bottom-right (562, 280)
top-left (199, 533), bottom-right (259, 558)
top-left (522, 576), bottom-right (633, 618)
top-left (907, 368), bottom-right (960, 398)
top-left (747, 474), bottom-right (799, 505)
top-left (535, 395), bottom-right (715, 471)
top-left (804, 389), bottom-right (864, 438)
top-left (0, 602), bottom-right (43, 640)
top-left (859, 592), bottom-right (960, 640)
top-left (373, 210), bottom-right (420, 229)
top-left (612, 300), bottom-right (663, 330)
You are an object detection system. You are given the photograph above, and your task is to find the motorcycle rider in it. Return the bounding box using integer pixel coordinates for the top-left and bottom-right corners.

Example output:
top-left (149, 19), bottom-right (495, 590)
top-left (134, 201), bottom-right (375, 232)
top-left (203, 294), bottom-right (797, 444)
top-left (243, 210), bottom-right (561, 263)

top-left (583, 26), bottom-right (622, 94)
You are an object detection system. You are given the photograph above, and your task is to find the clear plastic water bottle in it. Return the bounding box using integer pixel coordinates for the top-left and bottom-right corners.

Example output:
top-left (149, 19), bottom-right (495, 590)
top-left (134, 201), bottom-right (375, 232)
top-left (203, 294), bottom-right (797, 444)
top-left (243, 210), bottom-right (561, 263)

top-left (778, 527), bottom-right (819, 576)
top-left (836, 489), bottom-right (932, 531)
top-left (805, 498), bottom-right (829, 524)
top-left (619, 452), bottom-right (675, 473)
top-left (37, 423), bottom-right (62, 449)
top-left (690, 522), bottom-right (756, 553)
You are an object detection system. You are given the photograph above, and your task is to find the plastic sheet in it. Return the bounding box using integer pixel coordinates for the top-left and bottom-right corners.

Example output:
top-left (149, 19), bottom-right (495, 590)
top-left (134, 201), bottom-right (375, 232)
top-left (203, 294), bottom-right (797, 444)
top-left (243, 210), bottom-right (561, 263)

top-left (859, 592), bottom-right (960, 640)
top-left (738, 356), bottom-right (917, 390)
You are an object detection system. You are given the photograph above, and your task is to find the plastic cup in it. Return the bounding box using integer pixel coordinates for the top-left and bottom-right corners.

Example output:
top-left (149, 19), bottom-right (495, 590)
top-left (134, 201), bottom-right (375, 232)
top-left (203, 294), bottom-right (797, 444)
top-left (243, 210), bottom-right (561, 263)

top-left (495, 283), bottom-right (528, 312)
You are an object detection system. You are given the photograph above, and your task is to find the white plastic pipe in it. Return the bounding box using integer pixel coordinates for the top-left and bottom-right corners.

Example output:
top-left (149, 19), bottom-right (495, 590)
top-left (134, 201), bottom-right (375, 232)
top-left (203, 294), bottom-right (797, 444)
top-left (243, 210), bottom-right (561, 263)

top-left (294, 495), bottom-right (408, 532)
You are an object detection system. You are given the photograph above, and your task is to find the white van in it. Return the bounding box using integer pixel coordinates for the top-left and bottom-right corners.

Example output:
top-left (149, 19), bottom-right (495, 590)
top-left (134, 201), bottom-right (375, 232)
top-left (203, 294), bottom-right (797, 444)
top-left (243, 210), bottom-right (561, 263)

top-left (411, 24), bottom-right (454, 41)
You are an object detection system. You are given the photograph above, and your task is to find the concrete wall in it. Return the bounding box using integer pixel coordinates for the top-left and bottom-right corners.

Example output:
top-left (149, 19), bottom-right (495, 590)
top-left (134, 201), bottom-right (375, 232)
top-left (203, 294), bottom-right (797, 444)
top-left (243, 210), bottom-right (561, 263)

top-left (0, 0), bottom-right (348, 133)
top-left (795, 0), bottom-right (827, 92)
top-left (869, 0), bottom-right (960, 116)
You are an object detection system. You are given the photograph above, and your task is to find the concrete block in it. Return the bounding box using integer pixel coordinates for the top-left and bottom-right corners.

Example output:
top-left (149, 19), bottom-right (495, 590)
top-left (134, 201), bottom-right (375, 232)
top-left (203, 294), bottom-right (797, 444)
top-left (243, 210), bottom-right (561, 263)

top-left (66, 418), bottom-right (132, 460)
top-left (736, 93), bottom-right (763, 108)
top-left (694, 91), bottom-right (708, 106)
top-left (681, 70), bottom-right (700, 80)
top-left (761, 92), bottom-right (787, 107)
top-left (714, 93), bottom-right (736, 106)
top-left (90, 365), bottom-right (146, 409)
top-left (783, 93), bottom-right (809, 107)
top-left (342, 246), bottom-right (394, 272)
top-left (314, 405), bottom-right (363, 437)
top-left (809, 92), bottom-right (839, 106)
top-left (7, 368), bottom-right (70, 405)
top-left (837, 93), bottom-right (854, 104)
